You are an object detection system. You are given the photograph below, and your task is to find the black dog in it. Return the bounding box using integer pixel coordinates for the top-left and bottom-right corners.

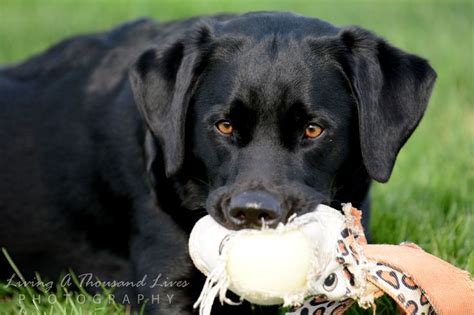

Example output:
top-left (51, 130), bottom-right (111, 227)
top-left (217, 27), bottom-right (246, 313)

top-left (0, 12), bottom-right (435, 314)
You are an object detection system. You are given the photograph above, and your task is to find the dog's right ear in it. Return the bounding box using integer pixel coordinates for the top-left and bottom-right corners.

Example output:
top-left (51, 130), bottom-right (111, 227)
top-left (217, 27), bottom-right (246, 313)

top-left (130, 26), bottom-right (212, 178)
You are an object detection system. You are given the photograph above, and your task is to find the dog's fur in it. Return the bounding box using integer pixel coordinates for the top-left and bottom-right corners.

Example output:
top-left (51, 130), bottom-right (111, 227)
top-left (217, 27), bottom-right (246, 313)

top-left (0, 12), bottom-right (436, 314)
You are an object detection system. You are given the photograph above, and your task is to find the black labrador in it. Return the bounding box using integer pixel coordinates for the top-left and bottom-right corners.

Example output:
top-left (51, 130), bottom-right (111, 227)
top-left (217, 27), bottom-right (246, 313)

top-left (0, 12), bottom-right (436, 315)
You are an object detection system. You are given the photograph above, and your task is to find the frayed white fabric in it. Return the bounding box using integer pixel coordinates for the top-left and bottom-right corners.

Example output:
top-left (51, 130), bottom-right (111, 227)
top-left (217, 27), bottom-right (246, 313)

top-left (189, 204), bottom-right (352, 315)
top-left (192, 262), bottom-right (239, 315)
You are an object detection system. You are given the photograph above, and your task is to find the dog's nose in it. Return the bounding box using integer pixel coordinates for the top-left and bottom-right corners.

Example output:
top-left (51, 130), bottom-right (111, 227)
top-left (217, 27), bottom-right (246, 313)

top-left (228, 190), bottom-right (283, 228)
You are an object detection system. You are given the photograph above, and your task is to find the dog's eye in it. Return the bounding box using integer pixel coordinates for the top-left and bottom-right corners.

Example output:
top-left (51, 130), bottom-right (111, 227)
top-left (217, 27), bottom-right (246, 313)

top-left (304, 123), bottom-right (323, 139)
top-left (216, 120), bottom-right (234, 135)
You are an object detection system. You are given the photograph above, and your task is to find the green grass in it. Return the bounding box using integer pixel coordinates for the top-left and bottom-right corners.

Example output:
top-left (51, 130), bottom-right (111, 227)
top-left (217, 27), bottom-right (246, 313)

top-left (0, 0), bottom-right (472, 314)
top-left (0, 249), bottom-right (138, 315)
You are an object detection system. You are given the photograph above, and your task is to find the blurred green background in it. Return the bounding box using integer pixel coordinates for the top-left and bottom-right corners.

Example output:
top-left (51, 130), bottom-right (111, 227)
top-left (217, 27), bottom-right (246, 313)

top-left (0, 0), bottom-right (472, 314)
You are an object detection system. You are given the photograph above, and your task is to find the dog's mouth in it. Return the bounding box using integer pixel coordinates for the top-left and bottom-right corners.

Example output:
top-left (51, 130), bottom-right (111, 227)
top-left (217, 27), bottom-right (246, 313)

top-left (205, 182), bottom-right (327, 230)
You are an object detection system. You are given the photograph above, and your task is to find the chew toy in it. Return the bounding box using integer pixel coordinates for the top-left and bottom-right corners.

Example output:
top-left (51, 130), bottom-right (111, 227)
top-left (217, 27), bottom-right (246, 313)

top-left (189, 204), bottom-right (474, 315)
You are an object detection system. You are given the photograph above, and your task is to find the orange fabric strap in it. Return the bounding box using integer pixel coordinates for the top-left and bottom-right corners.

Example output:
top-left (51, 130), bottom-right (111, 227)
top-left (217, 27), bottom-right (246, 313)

top-left (362, 244), bottom-right (474, 314)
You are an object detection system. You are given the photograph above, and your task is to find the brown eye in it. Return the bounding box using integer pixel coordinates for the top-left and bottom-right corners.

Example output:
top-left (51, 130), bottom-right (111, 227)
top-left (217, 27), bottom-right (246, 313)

top-left (216, 120), bottom-right (233, 135)
top-left (304, 123), bottom-right (323, 139)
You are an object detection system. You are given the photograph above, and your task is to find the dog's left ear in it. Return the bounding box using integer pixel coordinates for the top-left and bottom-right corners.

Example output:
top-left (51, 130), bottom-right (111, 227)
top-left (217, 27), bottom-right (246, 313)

top-left (337, 27), bottom-right (437, 182)
top-left (130, 25), bottom-right (212, 177)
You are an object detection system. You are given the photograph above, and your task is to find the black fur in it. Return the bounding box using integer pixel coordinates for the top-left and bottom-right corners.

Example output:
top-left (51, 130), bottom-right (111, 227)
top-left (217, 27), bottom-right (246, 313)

top-left (0, 12), bottom-right (435, 314)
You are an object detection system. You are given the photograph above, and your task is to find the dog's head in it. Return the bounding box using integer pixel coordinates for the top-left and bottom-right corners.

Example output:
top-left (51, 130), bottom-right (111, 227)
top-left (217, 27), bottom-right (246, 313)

top-left (130, 13), bottom-right (436, 229)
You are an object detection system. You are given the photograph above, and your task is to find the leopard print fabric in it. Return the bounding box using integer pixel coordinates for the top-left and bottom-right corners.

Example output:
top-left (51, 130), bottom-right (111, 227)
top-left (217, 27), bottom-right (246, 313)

top-left (286, 208), bottom-right (437, 315)
top-left (367, 263), bottom-right (435, 315)
top-left (287, 263), bottom-right (435, 315)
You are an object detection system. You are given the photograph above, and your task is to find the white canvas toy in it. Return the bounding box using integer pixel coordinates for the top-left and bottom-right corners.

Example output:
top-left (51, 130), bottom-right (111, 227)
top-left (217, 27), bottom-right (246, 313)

top-left (189, 204), bottom-right (473, 315)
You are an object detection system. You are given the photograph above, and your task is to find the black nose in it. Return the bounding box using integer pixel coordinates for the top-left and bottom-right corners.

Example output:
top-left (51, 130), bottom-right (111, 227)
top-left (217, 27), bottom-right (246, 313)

top-left (227, 190), bottom-right (283, 228)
